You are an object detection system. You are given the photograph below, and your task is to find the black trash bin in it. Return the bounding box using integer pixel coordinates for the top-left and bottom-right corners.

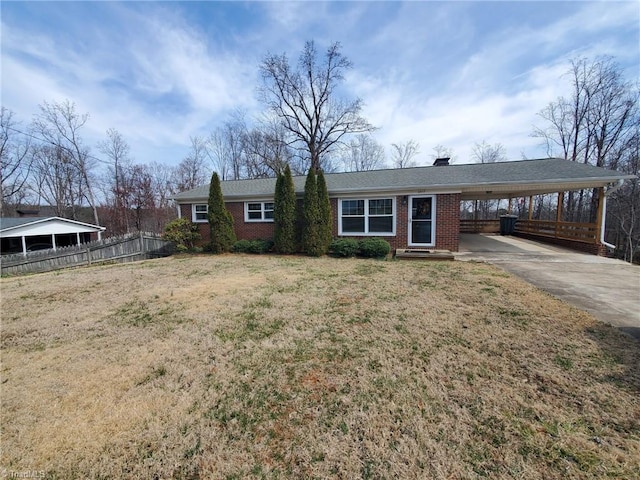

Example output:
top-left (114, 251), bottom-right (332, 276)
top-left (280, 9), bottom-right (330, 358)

top-left (499, 215), bottom-right (518, 235)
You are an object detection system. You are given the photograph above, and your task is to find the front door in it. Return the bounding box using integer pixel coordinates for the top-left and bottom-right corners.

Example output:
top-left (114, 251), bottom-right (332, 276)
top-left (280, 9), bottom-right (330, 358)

top-left (408, 196), bottom-right (435, 246)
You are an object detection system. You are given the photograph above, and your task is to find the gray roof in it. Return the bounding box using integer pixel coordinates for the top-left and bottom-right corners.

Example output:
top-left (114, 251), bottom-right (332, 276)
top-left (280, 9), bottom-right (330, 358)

top-left (172, 158), bottom-right (635, 202)
top-left (0, 217), bottom-right (50, 230)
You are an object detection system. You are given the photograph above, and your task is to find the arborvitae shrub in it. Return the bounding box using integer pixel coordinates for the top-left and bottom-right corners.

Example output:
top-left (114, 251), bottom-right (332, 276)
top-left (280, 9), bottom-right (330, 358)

top-left (208, 172), bottom-right (236, 253)
top-left (358, 238), bottom-right (391, 258)
top-left (274, 164), bottom-right (298, 253)
top-left (329, 238), bottom-right (359, 257)
top-left (302, 168), bottom-right (322, 256)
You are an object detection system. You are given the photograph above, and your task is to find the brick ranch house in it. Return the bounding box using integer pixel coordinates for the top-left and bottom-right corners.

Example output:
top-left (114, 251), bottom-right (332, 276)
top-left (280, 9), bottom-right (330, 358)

top-left (172, 158), bottom-right (634, 254)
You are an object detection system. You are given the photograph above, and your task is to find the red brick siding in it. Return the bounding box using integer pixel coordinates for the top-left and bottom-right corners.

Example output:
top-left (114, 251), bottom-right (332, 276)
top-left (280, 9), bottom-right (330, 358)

top-left (227, 202), bottom-right (275, 240)
top-left (180, 192), bottom-right (461, 251)
top-left (435, 193), bottom-right (460, 252)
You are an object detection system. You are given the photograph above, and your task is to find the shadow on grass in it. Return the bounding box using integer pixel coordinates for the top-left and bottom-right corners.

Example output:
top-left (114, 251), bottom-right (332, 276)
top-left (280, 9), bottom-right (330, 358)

top-left (618, 326), bottom-right (640, 341)
top-left (586, 322), bottom-right (640, 394)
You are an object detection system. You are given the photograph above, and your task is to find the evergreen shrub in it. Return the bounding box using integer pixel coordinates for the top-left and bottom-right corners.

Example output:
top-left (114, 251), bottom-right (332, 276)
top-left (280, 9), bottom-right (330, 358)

top-left (329, 238), bottom-right (359, 257)
top-left (273, 164), bottom-right (298, 253)
top-left (232, 239), bottom-right (274, 254)
top-left (162, 218), bottom-right (201, 252)
top-left (358, 238), bottom-right (391, 258)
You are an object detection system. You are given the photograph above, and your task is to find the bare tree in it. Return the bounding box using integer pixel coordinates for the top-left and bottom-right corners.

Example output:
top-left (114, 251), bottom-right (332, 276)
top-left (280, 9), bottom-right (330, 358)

top-left (342, 134), bottom-right (386, 171)
top-left (208, 118), bottom-right (246, 180)
top-left (469, 142), bottom-right (507, 219)
top-left (533, 56), bottom-right (638, 222)
top-left (30, 144), bottom-right (83, 218)
top-left (172, 136), bottom-right (211, 191)
top-left (32, 100), bottom-right (100, 225)
top-left (98, 128), bottom-right (132, 233)
top-left (390, 140), bottom-right (420, 168)
top-left (148, 161), bottom-right (176, 209)
top-left (606, 125), bottom-right (640, 262)
top-left (259, 40), bottom-right (375, 172)
top-left (241, 116), bottom-right (301, 177)
top-left (472, 141), bottom-right (507, 164)
top-left (0, 108), bottom-right (32, 215)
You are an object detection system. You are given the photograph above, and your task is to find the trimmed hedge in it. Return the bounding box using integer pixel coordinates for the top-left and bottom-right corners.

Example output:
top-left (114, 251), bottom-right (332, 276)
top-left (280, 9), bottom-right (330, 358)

top-left (232, 239), bottom-right (274, 254)
top-left (358, 238), bottom-right (391, 258)
top-left (329, 237), bottom-right (391, 258)
top-left (329, 238), bottom-right (360, 257)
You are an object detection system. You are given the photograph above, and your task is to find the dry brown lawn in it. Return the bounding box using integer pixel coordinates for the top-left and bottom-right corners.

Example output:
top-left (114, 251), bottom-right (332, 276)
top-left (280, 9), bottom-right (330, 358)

top-left (1, 254), bottom-right (638, 479)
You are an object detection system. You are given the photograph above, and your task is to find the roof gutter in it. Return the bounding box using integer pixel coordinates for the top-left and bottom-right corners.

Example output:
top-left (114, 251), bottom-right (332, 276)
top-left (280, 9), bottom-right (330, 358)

top-left (600, 179), bottom-right (626, 250)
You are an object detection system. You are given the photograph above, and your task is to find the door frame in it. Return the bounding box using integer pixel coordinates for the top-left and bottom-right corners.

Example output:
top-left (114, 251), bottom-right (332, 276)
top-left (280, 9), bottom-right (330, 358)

top-left (407, 195), bottom-right (436, 247)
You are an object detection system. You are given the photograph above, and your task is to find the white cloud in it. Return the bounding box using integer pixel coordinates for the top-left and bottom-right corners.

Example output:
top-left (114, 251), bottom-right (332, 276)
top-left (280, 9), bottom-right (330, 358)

top-left (1, 1), bottom-right (637, 169)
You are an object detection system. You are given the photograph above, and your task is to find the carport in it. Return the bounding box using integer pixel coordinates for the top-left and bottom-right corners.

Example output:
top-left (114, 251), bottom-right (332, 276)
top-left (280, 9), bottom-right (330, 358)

top-left (456, 160), bottom-right (635, 255)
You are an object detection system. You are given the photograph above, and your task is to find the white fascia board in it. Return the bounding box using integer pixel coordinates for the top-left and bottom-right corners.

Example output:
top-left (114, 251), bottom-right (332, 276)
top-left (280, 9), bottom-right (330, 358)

top-left (458, 180), bottom-right (625, 199)
top-left (458, 176), bottom-right (632, 192)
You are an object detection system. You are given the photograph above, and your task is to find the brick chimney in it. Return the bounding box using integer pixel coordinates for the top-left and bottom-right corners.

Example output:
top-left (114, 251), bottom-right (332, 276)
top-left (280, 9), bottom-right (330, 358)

top-left (433, 157), bottom-right (450, 166)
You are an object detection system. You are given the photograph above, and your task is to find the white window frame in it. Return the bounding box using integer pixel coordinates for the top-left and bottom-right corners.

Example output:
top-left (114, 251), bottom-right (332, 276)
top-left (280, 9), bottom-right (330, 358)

top-left (192, 204), bottom-right (208, 223)
top-left (338, 197), bottom-right (396, 236)
top-left (244, 201), bottom-right (275, 222)
top-left (408, 195), bottom-right (436, 247)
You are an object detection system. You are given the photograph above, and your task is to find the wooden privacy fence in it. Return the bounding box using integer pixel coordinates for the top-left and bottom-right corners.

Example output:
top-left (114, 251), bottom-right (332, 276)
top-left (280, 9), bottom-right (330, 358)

top-left (1, 232), bottom-right (175, 276)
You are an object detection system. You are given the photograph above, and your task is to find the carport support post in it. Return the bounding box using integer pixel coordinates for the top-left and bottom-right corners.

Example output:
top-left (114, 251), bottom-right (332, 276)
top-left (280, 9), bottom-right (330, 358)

top-left (556, 192), bottom-right (564, 223)
top-left (21, 236), bottom-right (27, 256)
top-left (595, 187), bottom-right (605, 244)
top-left (555, 192), bottom-right (564, 238)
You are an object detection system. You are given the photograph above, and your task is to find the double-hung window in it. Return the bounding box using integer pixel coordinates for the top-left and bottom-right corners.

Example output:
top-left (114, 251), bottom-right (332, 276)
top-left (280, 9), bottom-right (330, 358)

top-left (192, 204), bottom-right (208, 222)
top-left (245, 202), bottom-right (274, 222)
top-left (339, 198), bottom-right (394, 235)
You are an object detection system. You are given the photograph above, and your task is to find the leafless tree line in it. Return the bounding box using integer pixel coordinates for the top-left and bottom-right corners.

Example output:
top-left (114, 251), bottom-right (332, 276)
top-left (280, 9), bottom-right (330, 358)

top-left (1, 102), bottom-right (181, 234)
top-left (533, 56), bottom-right (639, 262)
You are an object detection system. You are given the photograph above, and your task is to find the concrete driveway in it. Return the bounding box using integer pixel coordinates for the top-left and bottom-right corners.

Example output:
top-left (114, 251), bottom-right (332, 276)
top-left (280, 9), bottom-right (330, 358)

top-left (455, 234), bottom-right (640, 340)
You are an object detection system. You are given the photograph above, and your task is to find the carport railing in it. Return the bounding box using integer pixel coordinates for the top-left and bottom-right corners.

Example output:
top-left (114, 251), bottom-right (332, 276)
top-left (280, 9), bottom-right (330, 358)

top-left (460, 219), bottom-right (599, 244)
top-left (514, 220), bottom-right (598, 244)
top-left (460, 219), bottom-right (500, 233)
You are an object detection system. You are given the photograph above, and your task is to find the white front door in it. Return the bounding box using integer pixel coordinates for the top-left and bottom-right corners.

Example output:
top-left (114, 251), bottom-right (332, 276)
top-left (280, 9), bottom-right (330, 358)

top-left (408, 196), bottom-right (435, 246)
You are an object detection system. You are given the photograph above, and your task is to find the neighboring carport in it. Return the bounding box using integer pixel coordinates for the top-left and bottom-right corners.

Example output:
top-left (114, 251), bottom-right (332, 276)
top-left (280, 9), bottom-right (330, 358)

top-left (456, 234), bottom-right (640, 339)
top-left (0, 217), bottom-right (106, 255)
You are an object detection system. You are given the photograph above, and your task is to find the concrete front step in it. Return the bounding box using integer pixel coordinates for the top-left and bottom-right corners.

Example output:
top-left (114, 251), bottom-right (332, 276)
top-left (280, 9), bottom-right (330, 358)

top-left (395, 249), bottom-right (455, 261)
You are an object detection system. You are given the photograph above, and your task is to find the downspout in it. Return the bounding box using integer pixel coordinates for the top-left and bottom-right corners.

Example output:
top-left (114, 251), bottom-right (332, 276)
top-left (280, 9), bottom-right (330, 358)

top-left (600, 179), bottom-right (625, 250)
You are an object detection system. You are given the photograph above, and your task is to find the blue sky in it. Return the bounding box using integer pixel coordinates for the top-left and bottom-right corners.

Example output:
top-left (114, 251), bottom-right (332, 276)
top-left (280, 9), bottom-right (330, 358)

top-left (2, 1), bottom-right (639, 168)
